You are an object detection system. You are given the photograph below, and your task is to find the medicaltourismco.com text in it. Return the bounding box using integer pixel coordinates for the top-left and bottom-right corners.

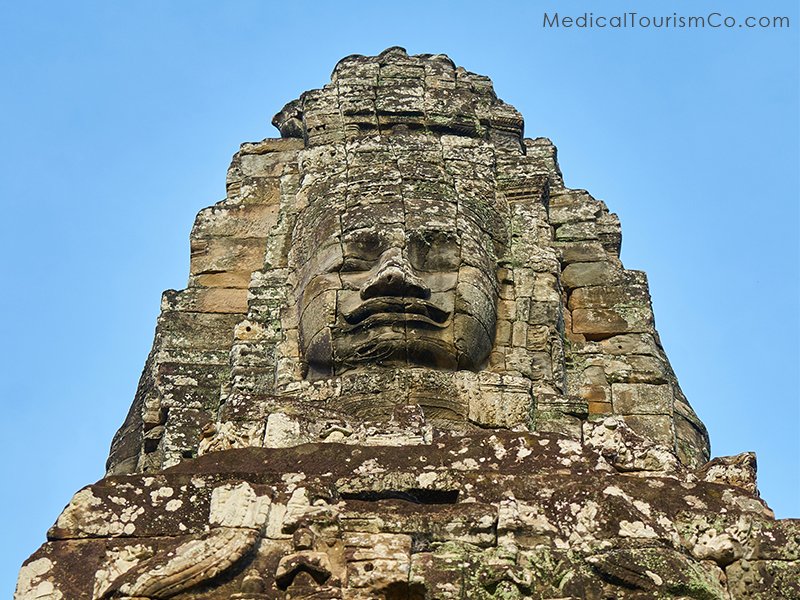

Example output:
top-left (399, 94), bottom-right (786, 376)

top-left (543, 12), bottom-right (790, 30)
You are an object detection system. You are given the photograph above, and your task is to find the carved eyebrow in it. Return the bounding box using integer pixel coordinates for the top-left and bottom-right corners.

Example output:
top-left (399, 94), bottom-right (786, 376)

top-left (407, 228), bottom-right (458, 239)
top-left (343, 229), bottom-right (386, 245)
top-left (342, 227), bottom-right (408, 251)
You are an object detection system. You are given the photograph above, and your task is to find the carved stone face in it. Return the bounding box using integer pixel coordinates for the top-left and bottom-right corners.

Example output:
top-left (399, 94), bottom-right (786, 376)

top-left (292, 154), bottom-right (500, 379)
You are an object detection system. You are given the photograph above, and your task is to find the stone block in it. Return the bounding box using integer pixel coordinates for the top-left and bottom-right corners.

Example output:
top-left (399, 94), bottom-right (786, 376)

top-left (497, 298), bottom-right (516, 320)
top-left (239, 152), bottom-right (290, 178)
top-left (747, 520), bottom-right (800, 561)
top-left (495, 319), bottom-right (512, 345)
top-left (525, 325), bottom-right (550, 351)
top-left (160, 407), bottom-right (213, 467)
top-left (527, 301), bottom-right (560, 325)
top-left (576, 384), bottom-right (611, 405)
top-left (582, 371), bottom-right (610, 394)
top-left (48, 476), bottom-right (214, 540)
top-left (568, 284), bottom-right (651, 309)
top-left (239, 137), bottom-right (304, 155)
top-left (529, 351), bottom-right (553, 381)
top-left (160, 382), bottom-right (221, 413)
top-left (532, 272), bottom-right (560, 302)
top-left (588, 400), bottom-right (613, 415)
top-left (571, 307), bottom-right (653, 337)
top-left (554, 240), bottom-right (608, 264)
top-left (534, 411), bottom-right (583, 437)
top-left (236, 175), bottom-right (284, 205)
top-left (602, 355), bottom-right (668, 384)
top-left (192, 271), bottom-right (253, 288)
top-left (621, 414), bottom-right (674, 446)
top-left (561, 261), bottom-right (622, 289)
top-left (189, 237), bottom-right (266, 277)
top-left (548, 198), bottom-right (603, 224)
top-left (158, 311), bottom-right (239, 350)
top-left (548, 189), bottom-right (594, 209)
top-left (511, 320), bottom-right (527, 347)
top-left (554, 220), bottom-right (599, 241)
top-left (157, 348), bottom-right (232, 366)
top-left (536, 394), bottom-right (589, 418)
top-left (162, 288), bottom-right (249, 314)
top-left (612, 383), bottom-right (673, 415)
top-left (594, 334), bottom-right (661, 357)
top-left (597, 212), bottom-right (622, 255)
top-left (469, 375), bottom-right (532, 428)
top-left (675, 407), bottom-right (711, 467)
top-left (192, 202), bottom-right (280, 238)
top-left (509, 267), bottom-right (533, 296)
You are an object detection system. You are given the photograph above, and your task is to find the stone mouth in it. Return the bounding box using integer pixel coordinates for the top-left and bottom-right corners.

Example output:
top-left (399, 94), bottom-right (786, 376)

top-left (343, 297), bottom-right (450, 329)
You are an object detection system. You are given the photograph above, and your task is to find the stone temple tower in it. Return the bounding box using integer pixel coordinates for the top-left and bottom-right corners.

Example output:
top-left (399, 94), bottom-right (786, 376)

top-left (17, 48), bottom-right (798, 599)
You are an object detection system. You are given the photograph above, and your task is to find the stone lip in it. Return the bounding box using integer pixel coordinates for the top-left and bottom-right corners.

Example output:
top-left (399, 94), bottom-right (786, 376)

top-left (342, 298), bottom-right (450, 328)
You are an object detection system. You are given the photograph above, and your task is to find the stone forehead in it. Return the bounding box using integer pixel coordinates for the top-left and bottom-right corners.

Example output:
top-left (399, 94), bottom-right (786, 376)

top-left (291, 149), bottom-right (509, 265)
top-left (272, 47), bottom-right (524, 145)
top-left (294, 134), bottom-right (506, 225)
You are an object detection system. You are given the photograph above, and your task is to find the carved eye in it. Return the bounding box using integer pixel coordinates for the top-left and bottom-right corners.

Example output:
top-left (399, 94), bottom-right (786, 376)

top-left (408, 230), bottom-right (460, 271)
top-left (340, 257), bottom-right (373, 272)
top-left (341, 230), bottom-right (386, 270)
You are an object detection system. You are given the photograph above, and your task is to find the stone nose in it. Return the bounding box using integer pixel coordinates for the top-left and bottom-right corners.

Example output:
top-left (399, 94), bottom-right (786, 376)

top-left (360, 248), bottom-right (431, 300)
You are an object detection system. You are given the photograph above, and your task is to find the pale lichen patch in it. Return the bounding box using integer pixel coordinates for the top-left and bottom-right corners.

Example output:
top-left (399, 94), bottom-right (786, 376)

top-left (416, 471), bottom-right (438, 487)
top-left (557, 439), bottom-right (581, 455)
top-left (149, 487), bottom-right (174, 503)
top-left (92, 544), bottom-right (153, 600)
top-left (209, 482), bottom-right (270, 529)
top-left (684, 495), bottom-right (707, 510)
top-left (515, 446), bottom-right (533, 461)
top-left (633, 500), bottom-right (652, 516)
top-left (618, 520), bottom-right (658, 539)
top-left (645, 570), bottom-right (663, 586)
top-left (166, 499), bottom-right (183, 512)
top-left (16, 558), bottom-right (61, 600)
top-left (353, 459), bottom-right (385, 476)
top-left (452, 458), bottom-right (479, 470)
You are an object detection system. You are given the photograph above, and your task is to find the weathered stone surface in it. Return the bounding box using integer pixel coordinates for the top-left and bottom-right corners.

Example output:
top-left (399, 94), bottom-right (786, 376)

top-left (163, 288), bottom-right (249, 314)
top-left (699, 452), bottom-right (760, 495)
top-left (555, 239), bottom-right (609, 264)
top-left (612, 382), bottom-right (673, 415)
top-left (568, 282), bottom-right (651, 309)
top-left (190, 237), bottom-right (266, 278)
top-left (572, 307), bottom-right (654, 336)
top-left (18, 48), bottom-right (793, 600)
top-left (17, 427), bottom-right (795, 599)
top-left (561, 260), bottom-right (624, 289)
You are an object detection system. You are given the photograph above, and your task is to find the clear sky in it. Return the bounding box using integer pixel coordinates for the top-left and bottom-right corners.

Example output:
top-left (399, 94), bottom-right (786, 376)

top-left (1, 0), bottom-right (797, 595)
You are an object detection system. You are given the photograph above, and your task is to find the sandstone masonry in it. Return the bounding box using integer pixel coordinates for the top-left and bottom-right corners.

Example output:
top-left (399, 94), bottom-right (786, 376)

top-left (17, 48), bottom-right (797, 600)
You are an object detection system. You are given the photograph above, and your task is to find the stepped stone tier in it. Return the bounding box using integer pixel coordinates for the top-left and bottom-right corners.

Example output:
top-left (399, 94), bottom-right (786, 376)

top-left (17, 48), bottom-right (798, 599)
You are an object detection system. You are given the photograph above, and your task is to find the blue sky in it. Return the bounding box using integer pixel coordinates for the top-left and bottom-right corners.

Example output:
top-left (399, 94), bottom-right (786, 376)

top-left (1, 0), bottom-right (797, 595)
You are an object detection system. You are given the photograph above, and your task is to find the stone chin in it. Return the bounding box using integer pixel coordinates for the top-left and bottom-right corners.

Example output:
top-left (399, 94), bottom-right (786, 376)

top-left (335, 330), bottom-right (461, 372)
